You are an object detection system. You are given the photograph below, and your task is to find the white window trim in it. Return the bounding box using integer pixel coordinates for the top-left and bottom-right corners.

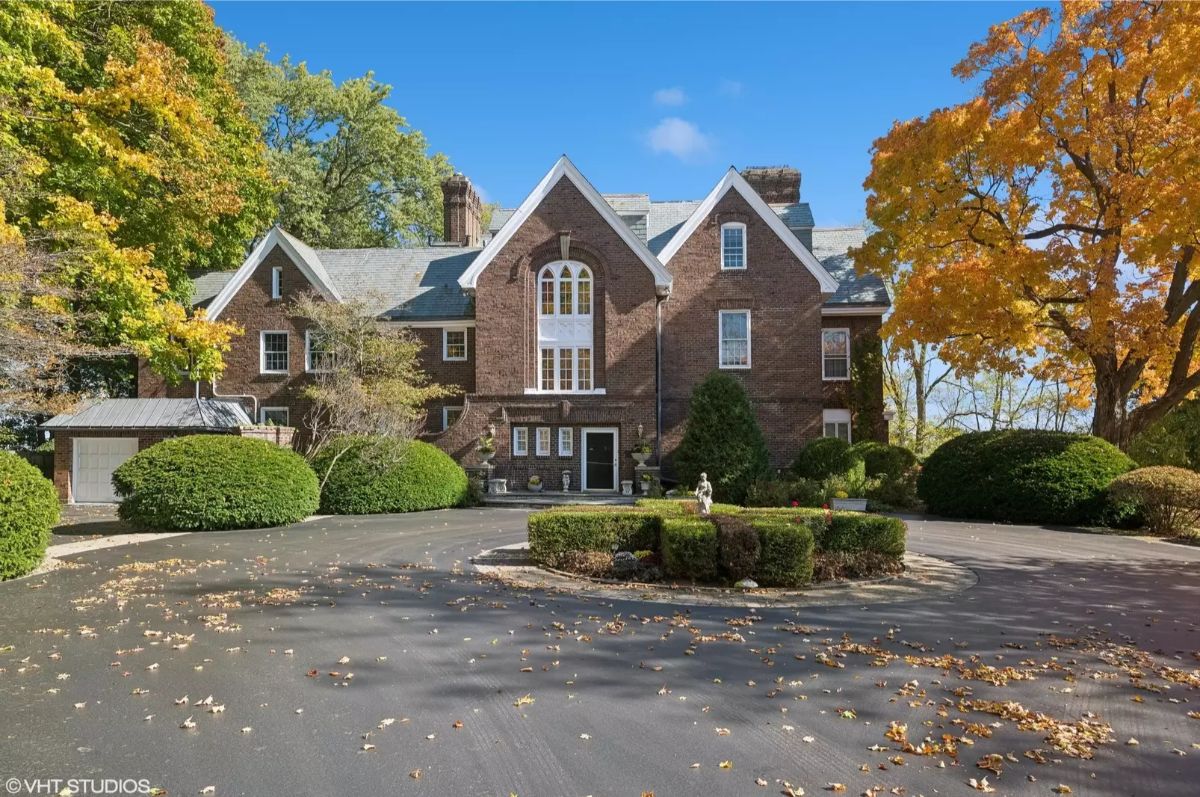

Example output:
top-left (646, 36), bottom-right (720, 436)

top-left (822, 327), bottom-right (851, 381)
top-left (260, 330), bottom-right (289, 375)
top-left (305, 329), bottom-right (332, 373)
top-left (530, 344), bottom-right (597, 394)
top-left (558, 427), bottom-right (573, 457)
top-left (442, 327), bottom-right (468, 361)
top-left (260, 406), bottom-right (290, 426)
top-left (718, 310), bottom-right (751, 370)
top-left (580, 427), bottom-right (620, 492)
top-left (537, 261), bottom-right (593, 317)
top-left (512, 427), bottom-right (529, 456)
top-left (822, 409), bottom-right (852, 443)
top-left (271, 265), bottom-right (283, 299)
top-left (535, 427), bottom-right (551, 457)
top-left (442, 406), bottom-right (463, 431)
top-left (720, 221), bottom-right (747, 270)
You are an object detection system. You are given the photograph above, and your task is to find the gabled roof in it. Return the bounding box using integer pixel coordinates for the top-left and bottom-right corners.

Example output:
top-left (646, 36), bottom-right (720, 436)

top-left (812, 226), bottom-right (890, 306)
top-left (42, 398), bottom-right (252, 430)
top-left (459, 156), bottom-right (673, 295)
top-left (206, 226), bottom-right (342, 319)
top-left (655, 168), bottom-right (840, 294)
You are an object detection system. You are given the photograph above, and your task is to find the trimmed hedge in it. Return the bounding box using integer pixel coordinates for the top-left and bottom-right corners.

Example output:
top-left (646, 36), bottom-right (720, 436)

top-left (528, 509), bottom-right (660, 567)
top-left (792, 438), bottom-right (864, 481)
top-left (0, 451), bottom-right (59, 580)
top-left (660, 517), bottom-right (719, 582)
top-left (752, 517), bottom-right (814, 588)
top-left (812, 511), bottom-right (906, 557)
top-left (1109, 466), bottom-right (1200, 536)
top-left (918, 430), bottom-right (1135, 524)
top-left (313, 437), bottom-right (468, 514)
top-left (113, 435), bottom-right (319, 531)
top-left (852, 441), bottom-right (917, 481)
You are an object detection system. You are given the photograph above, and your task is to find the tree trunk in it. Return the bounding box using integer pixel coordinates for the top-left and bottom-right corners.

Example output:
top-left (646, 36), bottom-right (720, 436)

top-left (1090, 368), bottom-right (1128, 448)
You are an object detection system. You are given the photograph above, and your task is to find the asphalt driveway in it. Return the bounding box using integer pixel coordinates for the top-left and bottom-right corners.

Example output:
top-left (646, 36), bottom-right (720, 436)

top-left (1, 509), bottom-right (1198, 796)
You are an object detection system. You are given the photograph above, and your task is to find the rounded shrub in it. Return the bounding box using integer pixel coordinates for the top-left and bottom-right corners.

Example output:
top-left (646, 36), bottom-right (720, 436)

top-left (1108, 466), bottom-right (1200, 536)
top-left (113, 435), bottom-right (319, 531)
top-left (0, 451), bottom-right (59, 580)
top-left (314, 436), bottom-right (468, 515)
top-left (660, 517), bottom-right (719, 582)
top-left (852, 441), bottom-right (917, 481)
top-left (674, 371), bottom-right (770, 505)
top-left (752, 518), bottom-right (814, 588)
top-left (918, 430), bottom-right (1135, 525)
top-left (714, 515), bottom-right (760, 581)
top-left (791, 437), bottom-right (864, 481)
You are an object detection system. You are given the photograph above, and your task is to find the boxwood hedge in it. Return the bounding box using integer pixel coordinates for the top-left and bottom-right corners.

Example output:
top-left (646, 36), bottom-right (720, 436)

top-left (0, 451), bottom-right (59, 580)
top-left (528, 509), bottom-right (660, 567)
top-left (313, 437), bottom-right (468, 515)
top-left (113, 435), bottom-right (319, 531)
top-left (918, 430), bottom-right (1134, 524)
top-left (660, 517), bottom-right (719, 582)
top-left (751, 517), bottom-right (814, 588)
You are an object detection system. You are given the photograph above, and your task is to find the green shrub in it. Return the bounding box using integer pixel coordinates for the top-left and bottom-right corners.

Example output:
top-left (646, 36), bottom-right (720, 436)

top-left (0, 451), bottom-right (59, 580)
top-left (852, 441), bottom-right (917, 481)
top-left (818, 512), bottom-right (907, 558)
top-left (752, 517), bottom-right (814, 587)
top-left (1128, 400), bottom-right (1200, 471)
top-left (714, 515), bottom-right (760, 580)
top-left (674, 371), bottom-right (770, 504)
top-left (1108, 466), bottom-right (1200, 536)
top-left (745, 476), bottom-right (824, 508)
top-left (865, 469), bottom-right (921, 510)
top-left (918, 430), bottom-right (1135, 525)
top-left (660, 517), bottom-right (719, 581)
top-left (633, 498), bottom-right (690, 516)
top-left (528, 508), bottom-right (660, 567)
top-left (114, 435), bottom-right (318, 531)
top-left (792, 437), bottom-right (864, 481)
top-left (313, 437), bottom-right (468, 514)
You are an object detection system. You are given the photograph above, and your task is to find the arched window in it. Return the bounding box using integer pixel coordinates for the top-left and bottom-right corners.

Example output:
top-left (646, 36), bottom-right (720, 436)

top-left (535, 261), bottom-right (595, 392)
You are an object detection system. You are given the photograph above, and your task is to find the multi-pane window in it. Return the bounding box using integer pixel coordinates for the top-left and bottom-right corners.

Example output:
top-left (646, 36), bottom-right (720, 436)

top-left (306, 330), bottom-right (334, 372)
top-left (718, 311), bottom-right (750, 368)
top-left (559, 349), bottom-right (574, 391)
top-left (260, 407), bottom-right (289, 426)
top-left (540, 272), bottom-right (555, 315)
top-left (536, 261), bottom-right (595, 392)
top-left (261, 331), bottom-right (289, 373)
top-left (442, 407), bottom-right (463, 430)
top-left (443, 328), bottom-right (467, 361)
top-left (822, 329), bottom-right (851, 380)
top-left (823, 409), bottom-right (852, 442)
top-left (721, 223), bottom-right (746, 269)
top-left (512, 427), bottom-right (529, 456)
top-left (271, 266), bottom-right (283, 299)
top-left (558, 428), bottom-right (573, 457)
top-left (577, 348), bottom-right (592, 390)
top-left (577, 271), bottom-right (591, 316)
top-left (541, 348), bottom-right (555, 391)
top-left (536, 427), bottom-right (551, 456)
top-left (559, 266), bottom-right (574, 315)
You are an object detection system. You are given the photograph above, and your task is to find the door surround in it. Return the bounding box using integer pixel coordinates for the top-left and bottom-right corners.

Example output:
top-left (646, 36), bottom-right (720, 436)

top-left (580, 427), bottom-right (619, 492)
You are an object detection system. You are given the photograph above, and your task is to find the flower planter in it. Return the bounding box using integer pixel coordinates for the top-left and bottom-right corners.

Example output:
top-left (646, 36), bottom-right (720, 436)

top-left (831, 497), bottom-right (868, 512)
top-left (620, 480), bottom-right (634, 496)
top-left (631, 452), bottom-right (649, 466)
top-left (478, 450), bottom-right (495, 465)
top-left (527, 482), bottom-right (543, 493)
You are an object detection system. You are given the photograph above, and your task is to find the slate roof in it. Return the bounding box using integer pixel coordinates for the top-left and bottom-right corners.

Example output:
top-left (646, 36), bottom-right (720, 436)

top-left (42, 398), bottom-right (252, 430)
top-left (811, 226), bottom-right (890, 306)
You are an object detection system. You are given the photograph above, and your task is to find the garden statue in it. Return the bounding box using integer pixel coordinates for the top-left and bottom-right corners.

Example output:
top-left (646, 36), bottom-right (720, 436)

top-left (694, 473), bottom-right (713, 516)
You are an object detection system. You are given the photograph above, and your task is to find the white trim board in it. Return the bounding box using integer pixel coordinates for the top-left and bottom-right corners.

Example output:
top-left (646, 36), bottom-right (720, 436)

top-left (656, 168), bottom-right (840, 294)
top-left (207, 227), bottom-right (341, 319)
top-left (458, 156), bottom-right (673, 296)
top-left (580, 427), bottom-right (619, 492)
top-left (821, 305), bottom-right (887, 317)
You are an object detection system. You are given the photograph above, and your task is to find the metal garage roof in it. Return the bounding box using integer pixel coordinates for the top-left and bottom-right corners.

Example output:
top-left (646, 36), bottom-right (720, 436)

top-left (42, 398), bottom-right (252, 430)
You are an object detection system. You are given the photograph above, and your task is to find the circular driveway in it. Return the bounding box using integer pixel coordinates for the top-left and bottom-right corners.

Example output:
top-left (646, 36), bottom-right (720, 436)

top-left (1, 509), bottom-right (1198, 796)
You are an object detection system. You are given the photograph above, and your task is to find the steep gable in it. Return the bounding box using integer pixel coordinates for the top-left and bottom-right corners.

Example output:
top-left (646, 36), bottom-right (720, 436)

top-left (206, 226), bottom-right (341, 319)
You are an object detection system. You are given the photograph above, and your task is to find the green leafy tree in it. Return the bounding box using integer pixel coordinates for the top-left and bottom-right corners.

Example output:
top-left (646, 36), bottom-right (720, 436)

top-left (674, 372), bottom-right (769, 504)
top-left (225, 40), bottom-right (453, 248)
top-left (1128, 400), bottom-right (1200, 471)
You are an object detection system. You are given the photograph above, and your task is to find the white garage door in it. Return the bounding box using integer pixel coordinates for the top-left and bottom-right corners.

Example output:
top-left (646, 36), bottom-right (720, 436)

top-left (73, 437), bottom-right (139, 503)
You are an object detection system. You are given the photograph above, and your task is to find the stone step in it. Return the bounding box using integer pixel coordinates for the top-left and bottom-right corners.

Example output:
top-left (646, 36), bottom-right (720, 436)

top-left (481, 491), bottom-right (638, 510)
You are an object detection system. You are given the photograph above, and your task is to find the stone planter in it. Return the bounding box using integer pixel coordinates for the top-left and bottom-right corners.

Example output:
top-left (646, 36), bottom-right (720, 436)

top-left (527, 481), bottom-right (543, 493)
top-left (831, 497), bottom-right (868, 512)
top-left (639, 478), bottom-right (652, 494)
top-left (620, 480), bottom-right (634, 496)
top-left (631, 451), bottom-right (649, 466)
top-left (487, 478), bottom-right (507, 494)
top-left (478, 450), bottom-right (495, 465)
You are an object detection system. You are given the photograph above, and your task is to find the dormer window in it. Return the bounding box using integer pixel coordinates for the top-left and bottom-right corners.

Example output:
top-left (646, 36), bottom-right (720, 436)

top-left (721, 222), bottom-right (746, 270)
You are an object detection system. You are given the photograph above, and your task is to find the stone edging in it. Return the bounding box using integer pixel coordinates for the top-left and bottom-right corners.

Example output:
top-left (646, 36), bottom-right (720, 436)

top-left (472, 545), bottom-right (978, 608)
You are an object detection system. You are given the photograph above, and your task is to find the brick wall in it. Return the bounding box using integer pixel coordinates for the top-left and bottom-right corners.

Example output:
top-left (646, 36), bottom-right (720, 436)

top-left (821, 314), bottom-right (888, 443)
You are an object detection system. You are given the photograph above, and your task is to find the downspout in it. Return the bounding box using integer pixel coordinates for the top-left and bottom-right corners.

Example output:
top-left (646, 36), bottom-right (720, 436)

top-left (655, 291), bottom-right (667, 464)
top-left (210, 378), bottom-right (258, 423)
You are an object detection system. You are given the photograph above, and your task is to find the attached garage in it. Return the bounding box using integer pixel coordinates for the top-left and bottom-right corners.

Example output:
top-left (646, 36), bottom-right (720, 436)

top-left (42, 398), bottom-right (254, 503)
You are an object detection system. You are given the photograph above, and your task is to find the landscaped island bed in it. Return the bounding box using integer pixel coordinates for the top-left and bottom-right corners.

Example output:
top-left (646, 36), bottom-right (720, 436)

top-left (528, 499), bottom-right (905, 588)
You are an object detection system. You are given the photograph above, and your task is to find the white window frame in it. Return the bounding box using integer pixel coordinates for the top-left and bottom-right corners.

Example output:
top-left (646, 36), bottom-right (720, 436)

top-left (271, 265), bottom-right (283, 299)
top-left (442, 328), bottom-right (468, 361)
top-left (720, 222), bottom-right (747, 270)
top-left (535, 427), bottom-right (551, 457)
top-left (442, 406), bottom-right (463, 431)
top-left (558, 427), bottom-right (573, 457)
top-left (305, 329), bottom-right (333, 373)
top-left (822, 409), bottom-right (852, 442)
top-left (260, 406), bottom-right (290, 426)
top-left (260, 330), bottom-right (289, 374)
top-left (718, 310), bottom-right (751, 370)
top-left (822, 328), bottom-right (851, 381)
top-left (512, 427), bottom-right (529, 456)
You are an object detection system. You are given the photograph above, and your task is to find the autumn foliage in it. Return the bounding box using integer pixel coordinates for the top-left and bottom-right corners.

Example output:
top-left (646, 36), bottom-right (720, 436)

top-left (855, 2), bottom-right (1200, 446)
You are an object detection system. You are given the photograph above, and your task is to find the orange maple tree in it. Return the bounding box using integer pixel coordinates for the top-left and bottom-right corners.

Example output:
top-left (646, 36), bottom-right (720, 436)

top-left (854, 1), bottom-right (1200, 446)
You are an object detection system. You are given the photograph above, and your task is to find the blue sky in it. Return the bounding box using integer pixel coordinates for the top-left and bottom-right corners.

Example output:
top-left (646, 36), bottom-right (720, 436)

top-left (212, 1), bottom-right (1037, 226)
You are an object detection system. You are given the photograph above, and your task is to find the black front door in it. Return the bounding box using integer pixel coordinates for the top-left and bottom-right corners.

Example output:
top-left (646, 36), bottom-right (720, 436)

top-left (584, 431), bottom-right (616, 491)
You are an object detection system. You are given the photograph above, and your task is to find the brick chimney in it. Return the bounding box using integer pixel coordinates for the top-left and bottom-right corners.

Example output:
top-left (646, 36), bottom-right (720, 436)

top-left (441, 173), bottom-right (483, 246)
top-left (741, 166), bottom-right (801, 204)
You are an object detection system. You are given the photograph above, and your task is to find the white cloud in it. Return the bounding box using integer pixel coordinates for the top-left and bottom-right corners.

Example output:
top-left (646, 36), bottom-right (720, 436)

top-left (653, 87), bottom-right (687, 106)
top-left (646, 117), bottom-right (712, 161)
top-left (718, 79), bottom-right (743, 97)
